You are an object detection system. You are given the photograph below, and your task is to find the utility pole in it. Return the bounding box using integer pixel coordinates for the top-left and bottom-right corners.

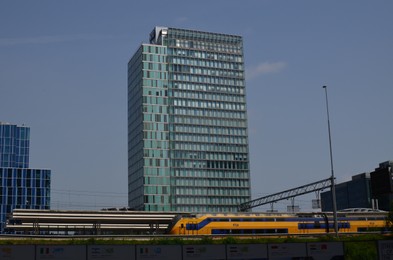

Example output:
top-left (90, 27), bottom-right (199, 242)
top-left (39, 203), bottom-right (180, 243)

top-left (323, 85), bottom-right (338, 236)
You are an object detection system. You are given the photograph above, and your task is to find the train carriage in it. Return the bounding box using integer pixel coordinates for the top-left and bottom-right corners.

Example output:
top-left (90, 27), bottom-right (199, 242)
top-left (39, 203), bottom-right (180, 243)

top-left (169, 211), bottom-right (387, 235)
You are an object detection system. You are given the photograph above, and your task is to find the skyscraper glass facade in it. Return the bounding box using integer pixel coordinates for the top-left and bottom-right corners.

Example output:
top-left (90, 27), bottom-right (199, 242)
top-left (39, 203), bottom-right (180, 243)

top-left (0, 168), bottom-right (50, 231)
top-left (0, 123), bottom-right (30, 168)
top-left (128, 27), bottom-right (250, 212)
top-left (0, 122), bottom-right (51, 232)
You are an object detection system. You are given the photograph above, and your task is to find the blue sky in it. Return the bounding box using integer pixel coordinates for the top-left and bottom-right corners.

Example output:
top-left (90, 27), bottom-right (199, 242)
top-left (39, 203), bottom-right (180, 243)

top-left (1, 1), bottom-right (392, 211)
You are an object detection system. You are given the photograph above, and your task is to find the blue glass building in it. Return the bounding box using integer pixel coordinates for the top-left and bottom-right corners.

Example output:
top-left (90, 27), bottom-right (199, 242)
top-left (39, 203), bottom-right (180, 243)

top-left (128, 27), bottom-right (251, 212)
top-left (0, 122), bottom-right (29, 168)
top-left (0, 122), bottom-right (51, 232)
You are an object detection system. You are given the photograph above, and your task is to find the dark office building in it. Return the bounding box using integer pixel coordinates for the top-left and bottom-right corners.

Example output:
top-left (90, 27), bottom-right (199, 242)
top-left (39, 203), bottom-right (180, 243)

top-left (370, 161), bottom-right (393, 211)
top-left (321, 161), bottom-right (393, 212)
top-left (321, 173), bottom-right (372, 211)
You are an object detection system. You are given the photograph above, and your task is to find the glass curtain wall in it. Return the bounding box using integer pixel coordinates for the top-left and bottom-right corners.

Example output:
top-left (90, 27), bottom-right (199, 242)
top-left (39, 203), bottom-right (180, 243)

top-left (128, 45), bottom-right (170, 211)
top-left (165, 28), bottom-right (251, 212)
top-left (128, 27), bottom-right (251, 212)
top-left (0, 168), bottom-right (50, 231)
top-left (0, 123), bottom-right (30, 168)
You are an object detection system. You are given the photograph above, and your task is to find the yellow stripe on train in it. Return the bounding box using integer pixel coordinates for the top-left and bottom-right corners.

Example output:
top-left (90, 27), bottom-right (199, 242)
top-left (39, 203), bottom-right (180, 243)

top-left (168, 211), bottom-right (387, 235)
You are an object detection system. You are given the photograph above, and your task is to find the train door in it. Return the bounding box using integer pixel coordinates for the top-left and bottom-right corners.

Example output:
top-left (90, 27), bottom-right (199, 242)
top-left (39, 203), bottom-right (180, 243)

top-left (186, 221), bottom-right (198, 235)
top-left (179, 223), bottom-right (186, 235)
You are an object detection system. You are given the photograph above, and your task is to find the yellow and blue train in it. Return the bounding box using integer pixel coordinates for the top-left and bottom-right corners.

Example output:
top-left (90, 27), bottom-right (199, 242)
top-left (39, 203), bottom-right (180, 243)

top-left (169, 210), bottom-right (388, 235)
top-left (5, 208), bottom-right (388, 236)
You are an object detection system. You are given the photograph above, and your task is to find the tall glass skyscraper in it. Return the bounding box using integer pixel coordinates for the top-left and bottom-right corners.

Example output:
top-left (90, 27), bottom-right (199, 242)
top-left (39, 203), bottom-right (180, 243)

top-left (128, 27), bottom-right (250, 212)
top-left (0, 122), bottom-right (51, 232)
top-left (0, 122), bottom-right (30, 168)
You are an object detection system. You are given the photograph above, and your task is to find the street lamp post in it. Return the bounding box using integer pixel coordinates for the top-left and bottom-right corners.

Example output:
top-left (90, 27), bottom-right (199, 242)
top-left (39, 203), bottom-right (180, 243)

top-left (322, 85), bottom-right (338, 236)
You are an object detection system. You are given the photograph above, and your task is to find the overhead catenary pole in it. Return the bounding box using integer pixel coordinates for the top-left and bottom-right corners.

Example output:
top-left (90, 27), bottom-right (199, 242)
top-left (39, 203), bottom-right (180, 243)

top-left (322, 85), bottom-right (339, 236)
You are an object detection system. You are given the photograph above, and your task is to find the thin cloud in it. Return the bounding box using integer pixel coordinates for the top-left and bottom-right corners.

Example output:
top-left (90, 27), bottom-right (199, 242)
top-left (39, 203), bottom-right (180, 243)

top-left (246, 61), bottom-right (287, 79)
top-left (0, 34), bottom-right (116, 46)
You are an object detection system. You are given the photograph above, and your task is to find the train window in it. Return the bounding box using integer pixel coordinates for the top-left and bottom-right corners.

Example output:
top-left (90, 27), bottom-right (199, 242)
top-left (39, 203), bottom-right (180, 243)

top-left (275, 218), bottom-right (289, 222)
top-left (211, 229), bottom-right (289, 234)
top-left (339, 223), bottom-right (350, 229)
top-left (299, 223), bottom-right (329, 229)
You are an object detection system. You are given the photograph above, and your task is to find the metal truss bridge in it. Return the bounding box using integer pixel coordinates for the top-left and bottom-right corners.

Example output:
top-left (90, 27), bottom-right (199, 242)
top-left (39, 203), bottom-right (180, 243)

top-left (239, 177), bottom-right (333, 212)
